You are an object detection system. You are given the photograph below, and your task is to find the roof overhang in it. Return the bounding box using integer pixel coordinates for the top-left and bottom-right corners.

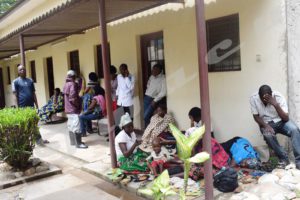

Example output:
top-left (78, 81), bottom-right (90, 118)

top-left (0, 0), bottom-right (184, 59)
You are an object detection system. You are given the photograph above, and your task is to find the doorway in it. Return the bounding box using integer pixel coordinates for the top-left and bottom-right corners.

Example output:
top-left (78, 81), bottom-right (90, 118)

top-left (46, 57), bottom-right (55, 98)
top-left (140, 31), bottom-right (165, 93)
top-left (0, 68), bottom-right (5, 108)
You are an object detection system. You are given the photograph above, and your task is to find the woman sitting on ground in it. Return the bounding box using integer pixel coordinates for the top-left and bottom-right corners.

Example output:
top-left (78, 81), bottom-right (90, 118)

top-left (186, 107), bottom-right (230, 181)
top-left (38, 88), bottom-right (64, 122)
top-left (79, 89), bottom-right (106, 138)
top-left (139, 104), bottom-right (175, 153)
top-left (115, 113), bottom-right (149, 172)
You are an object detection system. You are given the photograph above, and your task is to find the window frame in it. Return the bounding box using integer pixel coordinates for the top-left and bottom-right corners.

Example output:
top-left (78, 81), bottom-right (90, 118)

top-left (69, 50), bottom-right (80, 75)
top-left (206, 13), bottom-right (241, 72)
top-left (96, 44), bottom-right (111, 79)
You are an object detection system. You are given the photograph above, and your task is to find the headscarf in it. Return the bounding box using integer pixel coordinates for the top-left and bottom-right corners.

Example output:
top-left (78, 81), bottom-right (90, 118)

top-left (119, 112), bottom-right (132, 128)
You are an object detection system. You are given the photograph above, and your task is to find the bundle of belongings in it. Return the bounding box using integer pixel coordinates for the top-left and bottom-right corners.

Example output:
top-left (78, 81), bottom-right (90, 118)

top-left (221, 137), bottom-right (275, 172)
top-left (213, 167), bottom-right (239, 192)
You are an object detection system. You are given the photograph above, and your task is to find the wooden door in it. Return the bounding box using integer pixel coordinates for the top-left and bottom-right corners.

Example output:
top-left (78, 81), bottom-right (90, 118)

top-left (140, 31), bottom-right (165, 93)
top-left (0, 68), bottom-right (5, 108)
top-left (46, 57), bottom-right (55, 97)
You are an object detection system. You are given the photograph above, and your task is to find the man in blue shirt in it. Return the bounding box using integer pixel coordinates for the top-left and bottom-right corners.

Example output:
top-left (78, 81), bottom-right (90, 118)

top-left (12, 65), bottom-right (48, 144)
top-left (12, 65), bottom-right (38, 108)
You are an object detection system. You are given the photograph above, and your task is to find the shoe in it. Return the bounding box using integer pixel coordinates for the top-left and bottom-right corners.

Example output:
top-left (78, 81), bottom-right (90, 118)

top-left (43, 140), bottom-right (50, 144)
top-left (87, 129), bottom-right (97, 134)
top-left (75, 133), bottom-right (88, 149)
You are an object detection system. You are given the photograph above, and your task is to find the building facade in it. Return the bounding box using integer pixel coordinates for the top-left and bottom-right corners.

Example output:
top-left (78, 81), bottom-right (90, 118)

top-left (0, 0), bottom-right (296, 147)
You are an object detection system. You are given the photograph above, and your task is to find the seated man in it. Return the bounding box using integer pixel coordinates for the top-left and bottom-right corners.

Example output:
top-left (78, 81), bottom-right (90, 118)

top-left (38, 88), bottom-right (64, 122)
top-left (144, 64), bottom-right (167, 127)
top-left (250, 85), bottom-right (300, 169)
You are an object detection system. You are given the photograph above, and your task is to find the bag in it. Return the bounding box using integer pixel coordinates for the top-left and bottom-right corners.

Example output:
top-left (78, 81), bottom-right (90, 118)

top-left (230, 138), bottom-right (259, 164)
top-left (211, 138), bottom-right (230, 169)
top-left (213, 168), bottom-right (238, 192)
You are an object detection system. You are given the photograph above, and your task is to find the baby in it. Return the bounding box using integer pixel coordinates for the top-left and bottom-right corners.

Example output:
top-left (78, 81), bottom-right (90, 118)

top-left (146, 137), bottom-right (169, 177)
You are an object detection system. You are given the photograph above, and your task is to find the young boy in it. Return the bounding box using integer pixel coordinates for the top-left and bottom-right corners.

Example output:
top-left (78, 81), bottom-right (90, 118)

top-left (146, 137), bottom-right (169, 177)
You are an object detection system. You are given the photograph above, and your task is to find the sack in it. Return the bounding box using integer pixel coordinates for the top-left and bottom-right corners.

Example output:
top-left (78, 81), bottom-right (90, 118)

top-left (230, 138), bottom-right (259, 164)
top-left (213, 168), bottom-right (238, 192)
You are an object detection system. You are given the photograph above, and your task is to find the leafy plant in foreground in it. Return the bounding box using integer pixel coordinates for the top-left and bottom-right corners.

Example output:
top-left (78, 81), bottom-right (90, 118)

top-left (139, 170), bottom-right (176, 200)
top-left (169, 124), bottom-right (210, 199)
top-left (0, 108), bottom-right (39, 169)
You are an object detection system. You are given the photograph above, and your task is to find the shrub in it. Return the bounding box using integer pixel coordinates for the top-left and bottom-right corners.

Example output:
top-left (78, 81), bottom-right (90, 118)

top-left (0, 108), bottom-right (39, 169)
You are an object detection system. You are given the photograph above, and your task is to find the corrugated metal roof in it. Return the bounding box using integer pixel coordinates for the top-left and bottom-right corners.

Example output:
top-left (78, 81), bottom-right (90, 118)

top-left (0, 0), bottom-right (183, 59)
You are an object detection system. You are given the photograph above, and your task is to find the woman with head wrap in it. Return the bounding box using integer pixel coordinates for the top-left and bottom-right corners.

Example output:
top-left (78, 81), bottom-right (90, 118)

top-left (115, 113), bottom-right (149, 171)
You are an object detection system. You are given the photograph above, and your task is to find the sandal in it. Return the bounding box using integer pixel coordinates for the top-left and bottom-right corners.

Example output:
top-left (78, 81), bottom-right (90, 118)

top-left (120, 176), bottom-right (132, 186)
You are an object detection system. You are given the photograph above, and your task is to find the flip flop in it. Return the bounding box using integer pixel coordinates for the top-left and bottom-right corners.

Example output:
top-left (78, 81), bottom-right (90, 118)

top-left (113, 174), bottom-right (126, 183)
top-left (120, 176), bottom-right (132, 185)
top-left (43, 140), bottom-right (50, 144)
top-left (132, 174), bottom-right (149, 182)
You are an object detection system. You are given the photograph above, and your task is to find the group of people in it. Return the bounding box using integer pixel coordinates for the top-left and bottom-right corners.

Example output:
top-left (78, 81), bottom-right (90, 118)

top-left (113, 63), bottom-right (166, 127)
top-left (11, 63), bottom-right (300, 178)
top-left (113, 84), bottom-right (300, 178)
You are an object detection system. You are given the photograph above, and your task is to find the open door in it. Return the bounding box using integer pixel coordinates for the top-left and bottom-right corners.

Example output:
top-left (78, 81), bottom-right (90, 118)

top-left (0, 68), bottom-right (5, 108)
top-left (140, 31), bottom-right (165, 93)
top-left (46, 57), bottom-right (55, 97)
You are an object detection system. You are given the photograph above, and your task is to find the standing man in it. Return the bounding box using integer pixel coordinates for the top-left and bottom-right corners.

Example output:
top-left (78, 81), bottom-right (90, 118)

top-left (13, 65), bottom-right (38, 109)
top-left (250, 85), bottom-right (300, 169)
top-left (63, 70), bottom-right (87, 149)
top-left (116, 63), bottom-right (135, 117)
top-left (12, 65), bottom-right (47, 144)
top-left (144, 64), bottom-right (166, 127)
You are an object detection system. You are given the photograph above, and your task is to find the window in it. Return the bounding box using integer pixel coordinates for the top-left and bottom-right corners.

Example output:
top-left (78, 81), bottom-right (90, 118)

top-left (96, 44), bottom-right (111, 79)
top-left (30, 60), bottom-right (36, 82)
top-left (69, 50), bottom-right (80, 75)
top-left (7, 66), bottom-right (11, 84)
top-left (206, 14), bottom-right (241, 72)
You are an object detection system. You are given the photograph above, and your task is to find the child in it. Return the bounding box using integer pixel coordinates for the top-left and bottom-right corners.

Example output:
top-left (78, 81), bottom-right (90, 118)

top-left (146, 137), bottom-right (169, 177)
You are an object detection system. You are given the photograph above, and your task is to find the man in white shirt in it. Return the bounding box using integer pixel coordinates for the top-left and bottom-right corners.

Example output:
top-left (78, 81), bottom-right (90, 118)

top-left (144, 64), bottom-right (167, 127)
top-left (250, 85), bottom-right (300, 169)
top-left (116, 63), bottom-right (135, 117)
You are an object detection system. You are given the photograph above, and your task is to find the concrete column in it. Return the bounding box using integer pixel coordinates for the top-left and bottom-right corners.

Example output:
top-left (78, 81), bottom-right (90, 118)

top-left (286, 0), bottom-right (300, 127)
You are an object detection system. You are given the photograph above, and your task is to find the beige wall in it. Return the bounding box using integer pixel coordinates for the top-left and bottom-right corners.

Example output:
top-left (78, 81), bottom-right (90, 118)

top-left (0, 0), bottom-right (287, 146)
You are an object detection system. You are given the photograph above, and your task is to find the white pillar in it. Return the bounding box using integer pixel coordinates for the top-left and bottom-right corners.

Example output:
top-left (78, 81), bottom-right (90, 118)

top-left (286, 0), bottom-right (300, 127)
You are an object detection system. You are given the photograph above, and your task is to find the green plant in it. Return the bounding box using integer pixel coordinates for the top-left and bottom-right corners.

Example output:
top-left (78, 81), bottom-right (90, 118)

top-left (169, 124), bottom-right (210, 199)
top-left (139, 170), bottom-right (176, 200)
top-left (0, 108), bottom-right (39, 169)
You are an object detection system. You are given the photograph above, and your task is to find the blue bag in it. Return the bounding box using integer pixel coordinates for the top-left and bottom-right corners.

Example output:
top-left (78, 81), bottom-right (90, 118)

top-left (230, 138), bottom-right (259, 164)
